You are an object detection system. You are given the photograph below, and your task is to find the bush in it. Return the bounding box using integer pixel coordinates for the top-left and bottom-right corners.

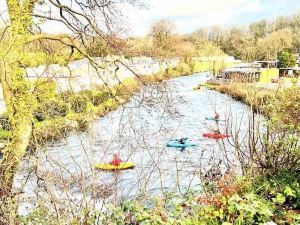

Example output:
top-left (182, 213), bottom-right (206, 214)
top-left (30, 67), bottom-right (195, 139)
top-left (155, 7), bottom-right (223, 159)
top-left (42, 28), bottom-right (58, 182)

top-left (277, 51), bottom-right (297, 68)
top-left (68, 95), bottom-right (89, 113)
top-left (34, 99), bottom-right (69, 121)
top-left (266, 87), bottom-right (300, 128)
top-left (92, 91), bottom-right (112, 106)
top-left (251, 170), bottom-right (300, 207)
top-left (79, 90), bottom-right (94, 101)
top-left (60, 90), bottom-right (74, 102)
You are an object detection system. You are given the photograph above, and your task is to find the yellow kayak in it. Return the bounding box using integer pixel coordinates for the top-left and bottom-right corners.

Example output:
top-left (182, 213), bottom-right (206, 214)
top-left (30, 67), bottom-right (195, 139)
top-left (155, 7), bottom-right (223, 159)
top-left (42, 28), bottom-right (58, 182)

top-left (94, 162), bottom-right (134, 171)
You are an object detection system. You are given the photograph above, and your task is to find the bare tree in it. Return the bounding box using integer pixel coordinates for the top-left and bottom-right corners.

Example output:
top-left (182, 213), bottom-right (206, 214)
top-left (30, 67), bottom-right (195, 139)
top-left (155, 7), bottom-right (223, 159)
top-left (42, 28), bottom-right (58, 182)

top-left (0, 0), bottom-right (142, 223)
top-left (149, 19), bottom-right (177, 67)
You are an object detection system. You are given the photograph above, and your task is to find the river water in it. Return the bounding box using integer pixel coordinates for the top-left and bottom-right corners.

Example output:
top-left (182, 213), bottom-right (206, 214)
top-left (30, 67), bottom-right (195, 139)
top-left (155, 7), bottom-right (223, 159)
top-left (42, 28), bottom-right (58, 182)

top-left (15, 72), bottom-right (261, 215)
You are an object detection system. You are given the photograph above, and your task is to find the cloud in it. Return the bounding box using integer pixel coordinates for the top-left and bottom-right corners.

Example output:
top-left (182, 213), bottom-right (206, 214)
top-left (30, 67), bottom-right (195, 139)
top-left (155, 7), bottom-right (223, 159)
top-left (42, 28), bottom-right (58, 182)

top-left (0, 0), bottom-right (298, 36)
top-left (125, 0), bottom-right (300, 35)
top-left (125, 0), bottom-right (264, 35)
top-left (242, 0), bottom-right (263, 12)
top-left (149, 0), bottom-right (248, 17)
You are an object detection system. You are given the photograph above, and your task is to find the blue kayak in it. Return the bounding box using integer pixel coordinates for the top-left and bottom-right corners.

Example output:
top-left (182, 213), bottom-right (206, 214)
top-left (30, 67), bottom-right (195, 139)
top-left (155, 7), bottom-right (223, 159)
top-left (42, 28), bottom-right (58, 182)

top-left (166, 139), bottom-right (197, 148)
top-left (205, 117), bottom-right (225, 121)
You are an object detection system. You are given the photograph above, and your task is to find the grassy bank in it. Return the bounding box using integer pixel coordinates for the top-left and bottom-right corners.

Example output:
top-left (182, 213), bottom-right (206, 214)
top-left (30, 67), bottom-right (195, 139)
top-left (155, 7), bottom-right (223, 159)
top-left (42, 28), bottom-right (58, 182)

top-left (0, 59), bottom-right (196, 147)
top-left (212, 83), bottom-right (273, 113)
top-left (211, 83), bottom-right (300, 128)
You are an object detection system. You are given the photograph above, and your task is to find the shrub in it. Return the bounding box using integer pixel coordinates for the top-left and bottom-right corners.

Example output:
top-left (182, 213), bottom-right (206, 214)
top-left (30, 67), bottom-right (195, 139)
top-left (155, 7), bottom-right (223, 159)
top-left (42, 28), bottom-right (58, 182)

top-left (34, 99), bottom-right (69, 121)
top-left (266, 87), bottom-right (300, 128)
top-left (60, 90), bottom-right (74, 102)
top-left (92, 91), bottom-right (112, 106)
top-left (68, 95), bottom-right (89, 113)
top-left (277, 51), bottom-right (297, 68)
top-left (79, 90), bottom-right (94, 101)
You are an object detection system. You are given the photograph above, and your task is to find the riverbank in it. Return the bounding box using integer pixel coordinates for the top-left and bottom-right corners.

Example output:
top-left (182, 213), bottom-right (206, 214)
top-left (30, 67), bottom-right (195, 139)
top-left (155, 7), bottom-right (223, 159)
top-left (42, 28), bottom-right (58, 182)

top-left (212, 83), bottom-right (273, 113)
top-left (205, 82), bottom-right (300, 128)
top-left (0, 60), bottom-right (196, 149)
top-left (17, 73), bottom-right (300, 225)
top-left (95, 170), bottom-right (300, 225)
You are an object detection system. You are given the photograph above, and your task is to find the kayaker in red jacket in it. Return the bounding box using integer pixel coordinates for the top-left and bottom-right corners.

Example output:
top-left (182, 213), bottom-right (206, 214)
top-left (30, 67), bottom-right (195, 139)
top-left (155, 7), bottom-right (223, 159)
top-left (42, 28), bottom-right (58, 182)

top-left (215, 112), bottom-right (220, 120)
top-left (110, 154), bottom-right (123, 166)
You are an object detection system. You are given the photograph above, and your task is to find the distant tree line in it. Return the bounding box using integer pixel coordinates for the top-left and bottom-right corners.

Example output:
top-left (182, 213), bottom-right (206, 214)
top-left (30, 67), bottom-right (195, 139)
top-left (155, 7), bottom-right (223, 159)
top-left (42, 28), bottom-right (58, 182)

top-left (189, 12), bottom-right (300, 62)
top-left (2, 12), bottom-right (299, 64)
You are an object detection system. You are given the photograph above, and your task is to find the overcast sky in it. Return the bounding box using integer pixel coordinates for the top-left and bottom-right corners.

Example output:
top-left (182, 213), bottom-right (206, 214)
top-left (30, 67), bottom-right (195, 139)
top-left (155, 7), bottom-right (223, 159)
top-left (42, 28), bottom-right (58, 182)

top-left (0, 0), bottom-right (299, 36)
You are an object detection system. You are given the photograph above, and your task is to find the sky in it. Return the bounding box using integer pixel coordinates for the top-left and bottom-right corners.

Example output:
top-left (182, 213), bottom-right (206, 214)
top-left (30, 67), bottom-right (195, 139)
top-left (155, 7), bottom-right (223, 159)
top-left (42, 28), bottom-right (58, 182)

top-left (125, 0), bottom-right (300, 36)
top-left (0, 0), bottom-right (299, 36)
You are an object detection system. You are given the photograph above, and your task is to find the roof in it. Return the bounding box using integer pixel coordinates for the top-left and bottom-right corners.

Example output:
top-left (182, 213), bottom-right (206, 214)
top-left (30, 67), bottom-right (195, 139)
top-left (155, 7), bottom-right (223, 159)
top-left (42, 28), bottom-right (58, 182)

top-left (279, 67), bottom-right (300, 70)
top-left (254, 60), bottom-right (278, 63)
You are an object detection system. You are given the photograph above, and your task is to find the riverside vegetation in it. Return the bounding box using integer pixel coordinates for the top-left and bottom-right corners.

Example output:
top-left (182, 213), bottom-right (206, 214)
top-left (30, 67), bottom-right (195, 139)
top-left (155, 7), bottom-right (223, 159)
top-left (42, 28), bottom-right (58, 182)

top-left (15, 72), bottom-right (300, 225)
top-left (0, 59), bottom-right (201, 147)
top-left (1, 2), bottom-right (300, 224)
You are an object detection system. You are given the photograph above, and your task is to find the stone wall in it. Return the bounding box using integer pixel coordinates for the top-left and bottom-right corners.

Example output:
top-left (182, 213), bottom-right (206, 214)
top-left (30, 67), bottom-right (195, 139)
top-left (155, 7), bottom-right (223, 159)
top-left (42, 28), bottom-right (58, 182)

top-left (0, 57), bottom-right (179, 113)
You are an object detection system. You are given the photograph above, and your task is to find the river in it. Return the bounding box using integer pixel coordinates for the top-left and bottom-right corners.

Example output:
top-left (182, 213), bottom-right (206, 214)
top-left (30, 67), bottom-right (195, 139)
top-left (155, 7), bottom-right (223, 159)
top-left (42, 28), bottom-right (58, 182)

top-left (15, 72), bottom-right (261, 215)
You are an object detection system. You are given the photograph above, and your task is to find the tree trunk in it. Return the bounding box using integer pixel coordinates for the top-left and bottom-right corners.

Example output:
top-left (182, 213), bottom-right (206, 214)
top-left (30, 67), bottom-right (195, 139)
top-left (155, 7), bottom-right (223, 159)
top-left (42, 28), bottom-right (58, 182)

top-left (0, 60), bottom-right (34, 223)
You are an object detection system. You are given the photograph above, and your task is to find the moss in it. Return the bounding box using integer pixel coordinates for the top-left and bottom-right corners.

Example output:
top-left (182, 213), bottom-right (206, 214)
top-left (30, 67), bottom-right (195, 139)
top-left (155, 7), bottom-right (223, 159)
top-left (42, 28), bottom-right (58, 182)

top-left (0, 113), bottom-right (10, 131)
top-left (0, 129), bottom-right (11, 140)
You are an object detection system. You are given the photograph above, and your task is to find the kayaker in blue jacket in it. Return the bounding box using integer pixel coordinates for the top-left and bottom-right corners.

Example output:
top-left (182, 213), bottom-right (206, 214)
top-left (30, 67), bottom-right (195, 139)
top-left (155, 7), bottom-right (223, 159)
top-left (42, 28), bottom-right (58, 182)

top-left (178, 138), bottom-right (186, 144)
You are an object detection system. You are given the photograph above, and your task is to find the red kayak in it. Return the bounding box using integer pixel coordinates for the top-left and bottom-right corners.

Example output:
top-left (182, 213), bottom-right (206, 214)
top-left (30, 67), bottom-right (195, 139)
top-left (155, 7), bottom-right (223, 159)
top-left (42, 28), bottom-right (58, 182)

top-left (203, 133), bottom-right (231, 139)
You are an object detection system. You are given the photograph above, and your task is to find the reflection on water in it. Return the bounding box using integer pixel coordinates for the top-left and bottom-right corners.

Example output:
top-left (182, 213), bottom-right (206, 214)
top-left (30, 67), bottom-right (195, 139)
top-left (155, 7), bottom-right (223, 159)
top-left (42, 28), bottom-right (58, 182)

top-left (15, 72), bottom-right (261, 215)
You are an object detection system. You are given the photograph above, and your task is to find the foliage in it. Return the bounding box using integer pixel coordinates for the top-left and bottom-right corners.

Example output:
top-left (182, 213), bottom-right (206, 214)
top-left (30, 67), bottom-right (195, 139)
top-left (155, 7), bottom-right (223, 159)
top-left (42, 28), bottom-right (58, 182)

top-left (98, 171), bottom-right (298, 225)
top-left (33, 79), bottom-right (57, 103)
top-left (214, 83), bottom-right (300, 173)
top-left (266, 87), bottom-right (300, 128)
top-left (91, 91), bottom-right (113, 106)
top-left (150, 19), bottom-right (177, 58)
top-left (0, 129), bottom-right (11, 140)
top-left (34, 99), bottom-right (69, 121)
top-left (193, 61), bottom-right (228, 74)
top-left (277, 51), bottom-right (297, 68)
top-left (250, 171), bottom-right (300, 224)
top-left (20, 171), bottom-right (300, 225)
top-left (189, 12), bottom-right (300, 61)
top-left (68, 95), bottom-right (89, 113)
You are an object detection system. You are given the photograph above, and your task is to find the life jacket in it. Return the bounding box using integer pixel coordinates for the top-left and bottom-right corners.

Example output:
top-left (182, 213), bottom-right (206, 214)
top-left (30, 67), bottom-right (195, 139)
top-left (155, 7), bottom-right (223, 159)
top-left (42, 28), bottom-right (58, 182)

top-left (110, 154), bottom-right (123, 166)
